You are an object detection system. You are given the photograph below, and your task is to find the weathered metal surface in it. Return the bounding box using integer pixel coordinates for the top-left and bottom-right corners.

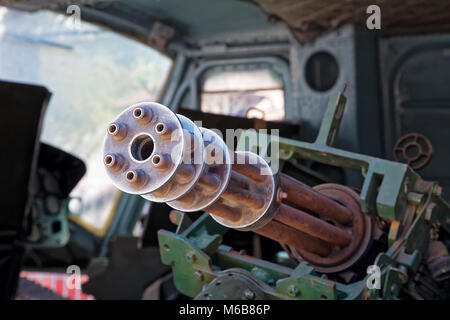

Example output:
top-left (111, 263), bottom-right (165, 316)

top-left (276, 263), bottom-right (336, 300)
top-left (103, 92), bottom-right (375, 270)
top-left (103, 102), bottom-right (281, 231)
top-left (209, 151), bottom-right (280, 231)
top-left (253, 0), bottom-right (450, 42)
top-left (379, 34), bottom-right (450, 200)
top-left (393, 133), bottom-right (434, 170)
top-left (238, 92), bottom-right (414, 222)
top-left (195, 269), bottom-right (269, 300)
top-left (254, 220), bottom-right (331, 257)
top-left (287, 185), bottom-right (373, 273)
top-left (103, 96), bottom-right (371, 263)
top-left (275, 203), bottom-right (351, 247)
top-left (280, 173), bottom-right (353, 225)
top-left (106, 91), bottom-right (450, 300)
top-left (427, 240), bottom-right (450, 282)
top-left (104, 103), bottom-right (205, 201)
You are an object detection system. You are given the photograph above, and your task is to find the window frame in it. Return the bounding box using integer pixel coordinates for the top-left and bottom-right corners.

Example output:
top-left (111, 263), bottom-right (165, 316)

top-left (169, 56), bottom-right (293, 120)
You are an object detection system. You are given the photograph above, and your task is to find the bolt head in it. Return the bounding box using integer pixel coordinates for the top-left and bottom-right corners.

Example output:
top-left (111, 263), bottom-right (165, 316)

top-left (186, 252), bottom-right (197, 263)
top-left (287, 285), bottom-right (299, 297)
top-left (243, 289), bottom-right (256, 300)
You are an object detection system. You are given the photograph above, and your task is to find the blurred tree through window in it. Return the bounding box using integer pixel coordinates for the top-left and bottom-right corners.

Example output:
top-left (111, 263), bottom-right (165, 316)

top-left (0, 8), bottom-right (172, 228)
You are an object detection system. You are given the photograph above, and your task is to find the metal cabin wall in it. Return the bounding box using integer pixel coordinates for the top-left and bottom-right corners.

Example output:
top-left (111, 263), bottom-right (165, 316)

top-left (290, 24), bottom-right (382, 187)
top-left (379, 33), bottom-right (450, 200)
top-left (164, 24), bottom-right (384, 188)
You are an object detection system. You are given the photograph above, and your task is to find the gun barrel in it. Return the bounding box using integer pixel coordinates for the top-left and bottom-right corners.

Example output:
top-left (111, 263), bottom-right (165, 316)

top-left (103, 102), bottom-right (370, 272)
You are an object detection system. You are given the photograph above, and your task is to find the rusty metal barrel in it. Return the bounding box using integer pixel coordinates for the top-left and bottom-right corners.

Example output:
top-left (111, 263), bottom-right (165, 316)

top-left (103, 102), bottom-right (372, 272)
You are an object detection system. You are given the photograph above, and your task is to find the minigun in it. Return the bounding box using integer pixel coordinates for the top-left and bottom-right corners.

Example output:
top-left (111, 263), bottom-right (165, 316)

top-left (103, 92), bottom-right (450, 300)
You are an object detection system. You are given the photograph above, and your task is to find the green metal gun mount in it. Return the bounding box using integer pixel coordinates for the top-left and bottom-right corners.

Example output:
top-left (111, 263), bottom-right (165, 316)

top-left (157, 92), bottom-right (450, 300)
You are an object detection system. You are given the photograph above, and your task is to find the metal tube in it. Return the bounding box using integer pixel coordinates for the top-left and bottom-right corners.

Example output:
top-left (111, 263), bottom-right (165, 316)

top-left (206, 201), bottom-right (242, 222)
top-left (151, 154), bottom-right (172, 172)
top-left (275, 203), bottom-right (352, 247)
top-left (229, 171), bottom-right (252, 189)
top-left (103, 102), bottom-right (275, 228)
top-left (198, 172), bottom-right (221, 192)
top-left (221, 182), bottom-right (265, 209)
top-left (176, 164), bottom-right (195, 183)
top-left (232, 153), bottom-right (266, 183)
top-left (255, 220), bottom-right (331, 257)
top-left (280, 173), bottom-right (353, 225)
top-left (176, 193), bottom-right (197, 206)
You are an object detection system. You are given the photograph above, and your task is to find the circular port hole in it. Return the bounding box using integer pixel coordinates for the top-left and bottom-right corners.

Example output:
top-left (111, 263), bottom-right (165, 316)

top-left (104, 155), bottom-right (113, 165)
top-left (108, 124), bottom-right (118, 134)
top-left (130, 134), bottom-right (154, 161)
top-left (126, 171), bottom-right (135, 181)
top-left (152, 155), bottom-right (161, 165)
top-left (305, 51), bottom-right (339, 92)
top-left (133, 108), bottom-right (143, 118)
top-left (155, 123), bottom-right (165, 133)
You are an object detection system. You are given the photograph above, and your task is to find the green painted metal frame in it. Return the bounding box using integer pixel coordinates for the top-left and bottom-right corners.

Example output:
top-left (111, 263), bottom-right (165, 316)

top-left (28, 198), bottom-right (71, 248)
top-left (238, 92), bottom-right (416, 222)
top-left (158, 92), bottom-right (450, 300)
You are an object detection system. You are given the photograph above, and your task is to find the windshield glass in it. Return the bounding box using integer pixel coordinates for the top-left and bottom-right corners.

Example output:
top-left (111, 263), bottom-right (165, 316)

top-left (0, 8), bottom-right (172, 229)
top-left (201, 68), bottom-right (285, 121)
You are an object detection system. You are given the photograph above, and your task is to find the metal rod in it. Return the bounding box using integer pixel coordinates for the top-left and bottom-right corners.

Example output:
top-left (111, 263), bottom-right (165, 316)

top-left (206, 201), bottom-right (242, 222)
top-left (176, 164), bottom-right (195, 183)
top-left (280, 173), bottom-right (353, 225)
top-left (221, 182), bottom-right (265, 209)
top-left (176, 192), bottom-right (196, 206)
top-left (275, 203), bottom-right (351, 247)
top-left (230, 171), bottom-right (252, 189)
top-left (232, 153), bottom-right (266, 183)
top-left (198, 172), bottom-right (220, 191)
top-left (255, 220), bottom-right (331, 257)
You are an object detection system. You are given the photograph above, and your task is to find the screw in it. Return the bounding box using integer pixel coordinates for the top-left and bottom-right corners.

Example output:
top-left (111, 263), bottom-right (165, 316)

top-left (277, 189), bottom-right (288, 201)
top-left (287, 285), bottom-right (299, 297)
top-left (186, 252), bottom-right (197, 263)
top-left (243, 289), bottom-right (256, 300)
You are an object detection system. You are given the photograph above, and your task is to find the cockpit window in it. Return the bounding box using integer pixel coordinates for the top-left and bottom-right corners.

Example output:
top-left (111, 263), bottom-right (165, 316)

top-left (201, 68), bottom-right (285, 121)
top-left (0, 8), bottom-right (172, 229)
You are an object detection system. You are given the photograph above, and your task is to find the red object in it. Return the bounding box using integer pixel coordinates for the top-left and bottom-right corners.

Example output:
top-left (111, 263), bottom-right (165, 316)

top-left (20, 271), bottom-right (94, 300)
